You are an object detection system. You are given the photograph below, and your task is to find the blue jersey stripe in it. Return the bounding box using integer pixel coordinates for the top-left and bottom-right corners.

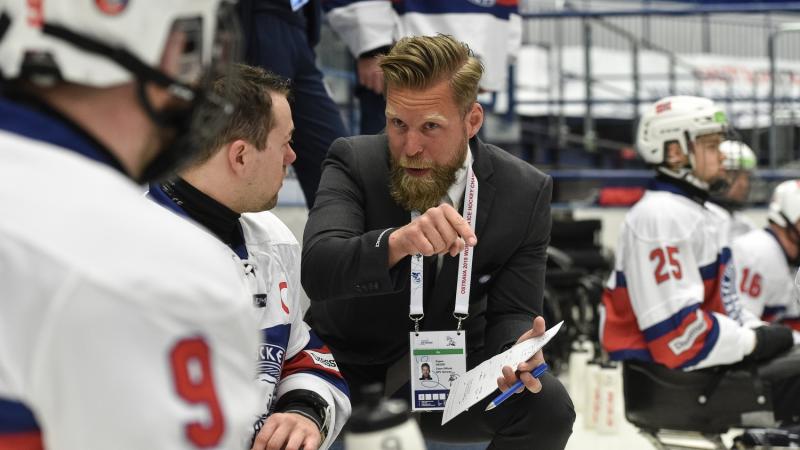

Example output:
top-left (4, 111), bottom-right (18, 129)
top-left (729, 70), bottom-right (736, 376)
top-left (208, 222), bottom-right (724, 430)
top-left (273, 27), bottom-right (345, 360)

top-left (262, 324), bottom-right (292, 351)
top-left (321, 0), bottom-right (366, 11)
top-left (615, 271), bottom-right (627, 288)
top-left (643, 303), bottom-right (700, 342)
top-left (608, 349), bottom-right (653, 362)
top-left (321, 0), bottom-right (515, 18)
top-left (677, 314), bottom-right (720, 369)
top-left (764, 306), bottom-right (787, 316)
top-left (699, 260), bottom-right (719, 280)
top-left (698, 247), bottom-right (730, 280)
top-left (146, 183), bottom-right (189, 217)
top-left (396, 0), bottom-right (515, 18)
top-left (304, 330), bottom-right (328, 350)
top-left (0, 99), bottom-right (125, 174)
top-left (0, 399), bottom-right (39, 433)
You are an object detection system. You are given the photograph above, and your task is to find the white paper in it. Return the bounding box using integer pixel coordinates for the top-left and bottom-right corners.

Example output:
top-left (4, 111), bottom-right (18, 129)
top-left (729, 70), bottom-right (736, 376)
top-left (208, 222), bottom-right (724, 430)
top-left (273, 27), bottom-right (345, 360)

top-left (441, 321), bottom-right (564, 425)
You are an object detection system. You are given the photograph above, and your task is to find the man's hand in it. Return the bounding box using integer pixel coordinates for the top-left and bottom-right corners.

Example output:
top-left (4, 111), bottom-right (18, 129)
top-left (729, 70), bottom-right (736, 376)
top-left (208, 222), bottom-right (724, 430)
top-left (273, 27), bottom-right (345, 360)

top-left (387, 204), bottom-right (478, 267)
top-left (251, 412), bottom-right (322, 450)
top-left (496, 316), bottom-right (547, 395)
top-left (357, 56), bottom-right (384, 94)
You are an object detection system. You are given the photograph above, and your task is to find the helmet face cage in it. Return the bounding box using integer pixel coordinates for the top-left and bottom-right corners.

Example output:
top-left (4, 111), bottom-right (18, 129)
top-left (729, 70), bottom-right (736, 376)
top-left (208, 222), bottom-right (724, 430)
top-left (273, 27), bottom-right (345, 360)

top-left (720, 140), bottom-right (757, 172)
top-left (142, 2), bottom-right (244, 182)
top-left (709, 139), bottom-right (757, 207)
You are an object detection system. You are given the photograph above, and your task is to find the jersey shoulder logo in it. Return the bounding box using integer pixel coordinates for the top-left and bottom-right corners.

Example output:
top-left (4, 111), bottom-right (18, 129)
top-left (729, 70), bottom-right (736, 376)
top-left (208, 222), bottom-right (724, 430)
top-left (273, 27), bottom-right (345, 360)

top-left (304, 350), bottom-right (340, 371)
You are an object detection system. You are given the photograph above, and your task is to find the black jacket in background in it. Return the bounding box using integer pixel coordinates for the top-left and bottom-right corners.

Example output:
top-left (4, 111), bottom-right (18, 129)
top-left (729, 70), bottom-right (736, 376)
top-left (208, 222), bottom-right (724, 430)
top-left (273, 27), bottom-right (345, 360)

top-left (238, 0), bottom-right (322, 47)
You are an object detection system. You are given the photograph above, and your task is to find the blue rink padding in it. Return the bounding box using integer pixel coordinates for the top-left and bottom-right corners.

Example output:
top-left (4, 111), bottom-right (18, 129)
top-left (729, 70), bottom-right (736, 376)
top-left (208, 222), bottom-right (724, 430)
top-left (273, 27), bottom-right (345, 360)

top-left (547, 169), bottom-right (800, 182)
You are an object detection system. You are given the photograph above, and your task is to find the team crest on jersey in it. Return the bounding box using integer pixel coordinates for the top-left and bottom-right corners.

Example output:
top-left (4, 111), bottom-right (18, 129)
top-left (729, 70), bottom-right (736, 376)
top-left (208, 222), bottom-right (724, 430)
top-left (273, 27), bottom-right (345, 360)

top-left (95, 0), bottom-right (128, 15)
top-left (257, 343), bottom-right (286, 383)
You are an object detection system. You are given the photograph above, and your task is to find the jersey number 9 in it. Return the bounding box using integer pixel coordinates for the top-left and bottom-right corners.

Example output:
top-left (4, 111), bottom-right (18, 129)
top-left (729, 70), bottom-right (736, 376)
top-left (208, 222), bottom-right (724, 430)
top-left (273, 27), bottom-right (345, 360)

top-left (170, 337), bottom-right (225, 447)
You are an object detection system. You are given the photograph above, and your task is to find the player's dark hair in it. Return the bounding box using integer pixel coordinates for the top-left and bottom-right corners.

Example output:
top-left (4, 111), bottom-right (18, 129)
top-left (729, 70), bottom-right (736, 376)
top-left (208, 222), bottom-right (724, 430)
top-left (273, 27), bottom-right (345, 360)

top-left (189, 63), bottom-right (291, 166)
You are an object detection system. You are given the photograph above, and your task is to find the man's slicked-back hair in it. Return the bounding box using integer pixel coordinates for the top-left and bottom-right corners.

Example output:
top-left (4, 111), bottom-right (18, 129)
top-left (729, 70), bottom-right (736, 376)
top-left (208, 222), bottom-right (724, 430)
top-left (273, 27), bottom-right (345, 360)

top-left (190, 63), bottom-right (292, 166)
top-left (379, 34), bottom-right (483, 114)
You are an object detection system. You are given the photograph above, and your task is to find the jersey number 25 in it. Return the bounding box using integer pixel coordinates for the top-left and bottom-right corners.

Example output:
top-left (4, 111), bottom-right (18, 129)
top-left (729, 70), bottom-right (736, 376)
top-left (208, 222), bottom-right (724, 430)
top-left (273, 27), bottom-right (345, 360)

top-left (650, 246), bottom-right (682, 284)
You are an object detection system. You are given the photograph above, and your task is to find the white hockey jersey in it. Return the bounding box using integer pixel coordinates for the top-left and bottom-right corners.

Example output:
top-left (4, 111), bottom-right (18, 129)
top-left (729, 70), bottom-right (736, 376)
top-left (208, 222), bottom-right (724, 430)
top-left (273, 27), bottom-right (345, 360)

top-left (239, 213), bottom-right (351, 449)
top-left (601, 180), bottom-right (759, 370)
top-left (731, 228), bottom-right (800, 330)
top-left (148, 187), bottom-right (351, 449)
top-left (323, 0), bottom-right (521, 93)
top-left (0, 100), bottom-right (260, 449)
top-left (705, 201), bottom-right (757, 244)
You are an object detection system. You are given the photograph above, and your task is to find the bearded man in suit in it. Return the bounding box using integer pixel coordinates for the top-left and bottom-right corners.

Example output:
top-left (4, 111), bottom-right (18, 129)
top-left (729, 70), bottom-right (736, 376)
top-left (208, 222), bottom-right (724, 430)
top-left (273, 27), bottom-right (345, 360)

top-left (301, 34), bottom-right (575, 450)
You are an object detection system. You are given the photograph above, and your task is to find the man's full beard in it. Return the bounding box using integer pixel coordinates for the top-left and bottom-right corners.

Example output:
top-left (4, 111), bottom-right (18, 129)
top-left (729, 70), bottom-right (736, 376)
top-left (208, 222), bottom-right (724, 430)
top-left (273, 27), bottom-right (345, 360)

top-left (389, 136), bottom-right (468, 212)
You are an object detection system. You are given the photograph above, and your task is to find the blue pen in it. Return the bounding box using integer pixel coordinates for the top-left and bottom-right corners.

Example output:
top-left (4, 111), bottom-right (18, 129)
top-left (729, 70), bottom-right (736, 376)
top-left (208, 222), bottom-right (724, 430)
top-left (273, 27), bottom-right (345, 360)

top-left (484, 363), bottom-right (549, 411)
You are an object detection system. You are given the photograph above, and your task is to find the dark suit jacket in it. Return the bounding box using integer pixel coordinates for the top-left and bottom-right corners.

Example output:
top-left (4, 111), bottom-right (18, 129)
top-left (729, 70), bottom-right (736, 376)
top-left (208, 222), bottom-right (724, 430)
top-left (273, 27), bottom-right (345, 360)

top-left (301, 134), bottom-right (552, 384)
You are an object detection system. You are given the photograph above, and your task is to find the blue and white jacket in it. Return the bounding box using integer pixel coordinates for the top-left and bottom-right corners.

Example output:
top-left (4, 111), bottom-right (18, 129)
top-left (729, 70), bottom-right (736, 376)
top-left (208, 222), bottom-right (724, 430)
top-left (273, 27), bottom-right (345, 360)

top-left (323, 0), bottom-right (521, 92)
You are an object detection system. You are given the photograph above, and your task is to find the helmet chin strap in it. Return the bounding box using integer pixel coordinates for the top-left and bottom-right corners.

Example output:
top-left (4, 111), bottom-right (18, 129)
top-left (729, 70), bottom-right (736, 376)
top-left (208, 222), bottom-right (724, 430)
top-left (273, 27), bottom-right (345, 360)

top-left (656, 166), bottom-right (710, 191)
top-left (39, 22), bottom-right (234, 183)
top-left (657, 131), bottom-right (713, 192)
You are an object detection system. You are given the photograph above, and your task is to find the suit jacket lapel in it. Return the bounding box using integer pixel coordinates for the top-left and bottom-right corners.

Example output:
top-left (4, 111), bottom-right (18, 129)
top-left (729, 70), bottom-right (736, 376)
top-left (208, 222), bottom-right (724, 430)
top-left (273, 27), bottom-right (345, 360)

top-left (471, 136), bottom-right (495, 240)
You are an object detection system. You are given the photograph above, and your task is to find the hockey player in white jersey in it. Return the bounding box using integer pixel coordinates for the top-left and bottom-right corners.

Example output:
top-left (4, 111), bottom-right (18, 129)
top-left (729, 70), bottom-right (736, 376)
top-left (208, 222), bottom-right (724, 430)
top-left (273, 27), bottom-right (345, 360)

top-left (148, 64), bottom-right (351, 450)
top-left (601, 96), bottom-right (800, 424)
top-left (732, 180), bottom-right (800, 330)
top-left (707, 140), bottom-right (758, 242)
top-left (0, 1), bottom-right (263, 449)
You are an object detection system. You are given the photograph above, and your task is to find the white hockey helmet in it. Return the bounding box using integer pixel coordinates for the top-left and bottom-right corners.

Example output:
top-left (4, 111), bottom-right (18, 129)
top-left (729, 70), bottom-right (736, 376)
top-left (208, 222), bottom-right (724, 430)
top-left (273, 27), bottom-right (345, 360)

top-left (768, 179), bottom-right (800, 227)
top-left (0, 0), bottom-right (238, 87)
top-left (720, 140), bottom-right (757, 172)
top-left (0, 0), bottom-right (241, 182)
top-left (636, 96), bottom-right (729, 165)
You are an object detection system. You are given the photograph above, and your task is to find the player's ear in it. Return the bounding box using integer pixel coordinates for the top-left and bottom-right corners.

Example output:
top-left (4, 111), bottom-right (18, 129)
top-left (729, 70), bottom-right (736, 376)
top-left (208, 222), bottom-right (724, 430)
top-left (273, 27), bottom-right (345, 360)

top-left (227, 139), bottom-right (250, 177)
top-left (465, 102), bottom-right (483, 138)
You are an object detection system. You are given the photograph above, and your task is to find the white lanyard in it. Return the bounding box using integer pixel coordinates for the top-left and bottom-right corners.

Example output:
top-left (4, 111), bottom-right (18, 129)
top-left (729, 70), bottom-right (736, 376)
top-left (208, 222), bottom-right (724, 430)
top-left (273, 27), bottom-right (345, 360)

top-left (409, 165), bottom-right (478, 331)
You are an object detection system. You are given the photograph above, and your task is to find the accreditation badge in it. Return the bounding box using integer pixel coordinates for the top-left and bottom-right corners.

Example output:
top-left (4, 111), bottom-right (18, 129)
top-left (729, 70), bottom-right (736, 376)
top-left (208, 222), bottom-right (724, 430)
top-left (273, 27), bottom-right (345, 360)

top-left (409, 330), bottom-right (466, 412)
